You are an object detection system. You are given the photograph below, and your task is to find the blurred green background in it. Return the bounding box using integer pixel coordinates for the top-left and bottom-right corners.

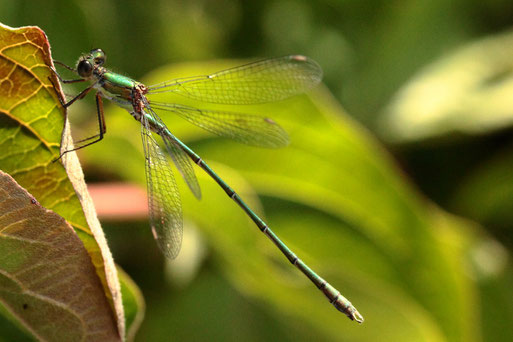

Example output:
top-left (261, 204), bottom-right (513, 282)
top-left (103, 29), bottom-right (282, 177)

top-left (2, 0), bottom-right (513, 341)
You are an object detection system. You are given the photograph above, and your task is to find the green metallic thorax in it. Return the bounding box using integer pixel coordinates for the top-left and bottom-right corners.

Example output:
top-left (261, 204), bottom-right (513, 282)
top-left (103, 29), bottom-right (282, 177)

top-left (101, 71), bottom-right (139, 100)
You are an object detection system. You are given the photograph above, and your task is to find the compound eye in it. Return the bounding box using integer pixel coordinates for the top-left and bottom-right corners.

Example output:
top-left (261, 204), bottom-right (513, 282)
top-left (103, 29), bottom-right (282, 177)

top-left (91, 48), bottom-right (105, 65)
top-left (77, 60), bottom-right (93, 77)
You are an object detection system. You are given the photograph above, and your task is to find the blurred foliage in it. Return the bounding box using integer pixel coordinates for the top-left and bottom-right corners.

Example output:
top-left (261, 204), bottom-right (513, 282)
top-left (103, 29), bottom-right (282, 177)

top-left (2, 0), bottom-right (513, 341)
top-left (381, 31), bottom-right (513, 142)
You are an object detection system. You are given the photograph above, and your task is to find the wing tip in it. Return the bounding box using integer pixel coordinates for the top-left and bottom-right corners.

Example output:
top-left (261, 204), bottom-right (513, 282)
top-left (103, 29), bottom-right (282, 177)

top-left (156, 235), bottom-right (182, 259)
top-left (288, 55), bottom-right (323, 85)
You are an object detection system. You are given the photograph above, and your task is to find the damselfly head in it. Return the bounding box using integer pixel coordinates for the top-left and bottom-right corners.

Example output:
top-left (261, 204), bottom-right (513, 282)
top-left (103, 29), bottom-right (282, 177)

top-left (76, 48), bottom-right (106, 78)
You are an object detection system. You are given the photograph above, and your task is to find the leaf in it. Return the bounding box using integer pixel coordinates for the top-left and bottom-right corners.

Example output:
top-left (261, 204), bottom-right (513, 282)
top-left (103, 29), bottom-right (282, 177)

top-left (0, 171), bottom-right (120, 341)
top-left (380, 30), bottom-right (513, 142)
top-left (0, 23), bottom-right (145, 340)
top-left (117, 267), bottom-right (145, 342)
top-left (0, 24), bottom-right (80, 225)
top-left (76, 59), bottom-right (507, 341)
top-left (452, 144), bottom-right (513, 225)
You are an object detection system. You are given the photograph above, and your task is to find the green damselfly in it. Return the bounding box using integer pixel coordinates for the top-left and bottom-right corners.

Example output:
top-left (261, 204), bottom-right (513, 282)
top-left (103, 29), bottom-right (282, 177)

top-left (51, 49), bottom-right (363, 323)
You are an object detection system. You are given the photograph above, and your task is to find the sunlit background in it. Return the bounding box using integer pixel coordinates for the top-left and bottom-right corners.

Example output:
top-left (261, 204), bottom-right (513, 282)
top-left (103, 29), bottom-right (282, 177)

top-left (2, 0), bottom-right (513, 341)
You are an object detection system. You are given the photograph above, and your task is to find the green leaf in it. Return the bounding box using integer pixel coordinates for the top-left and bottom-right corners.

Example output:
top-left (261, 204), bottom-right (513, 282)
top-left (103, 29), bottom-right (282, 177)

top-left (380, 30), bottom-right (513, 142)
top-left (117, 266), bottom-right (145, 342)
top-left (0, 24), bottom-right (81, 225)
top-left (0, 171), bottom-right (119, 341)
top-left (452, 144), bottom-right (513, 225)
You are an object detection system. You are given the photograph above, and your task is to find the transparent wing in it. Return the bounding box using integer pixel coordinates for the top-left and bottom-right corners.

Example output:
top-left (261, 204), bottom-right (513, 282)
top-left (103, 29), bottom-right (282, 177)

top-left (147, 55), bottom-right (322, 105)
top-left (151, 102), bottom-right (289, 148)
top-left (141, 114), bottom-right (183, 259)
top-left (146, 105), bottom-right (202, 199)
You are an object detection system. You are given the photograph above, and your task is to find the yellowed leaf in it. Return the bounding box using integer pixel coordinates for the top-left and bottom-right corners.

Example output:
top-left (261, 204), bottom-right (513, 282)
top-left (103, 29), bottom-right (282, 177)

top-left (0, 171), bottom-right (120, 341)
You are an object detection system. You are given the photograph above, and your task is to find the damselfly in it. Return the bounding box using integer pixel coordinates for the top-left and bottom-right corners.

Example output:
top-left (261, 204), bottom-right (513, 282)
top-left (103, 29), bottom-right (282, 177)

top-left (51, 49), bottom-right (363, 322)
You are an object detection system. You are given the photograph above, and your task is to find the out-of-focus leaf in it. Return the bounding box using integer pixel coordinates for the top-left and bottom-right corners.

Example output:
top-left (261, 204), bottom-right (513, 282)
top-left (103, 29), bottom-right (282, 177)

top-left (0, 23), bottom-right (145, 340)
top-left (0, 171), bottom-right (119, 341)
top-left (76, 58), bottom-right (510, 341)
top-left (452, 144), bottom-right (513, 226)
top-left (380, 30), bottom-right (513, 142)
